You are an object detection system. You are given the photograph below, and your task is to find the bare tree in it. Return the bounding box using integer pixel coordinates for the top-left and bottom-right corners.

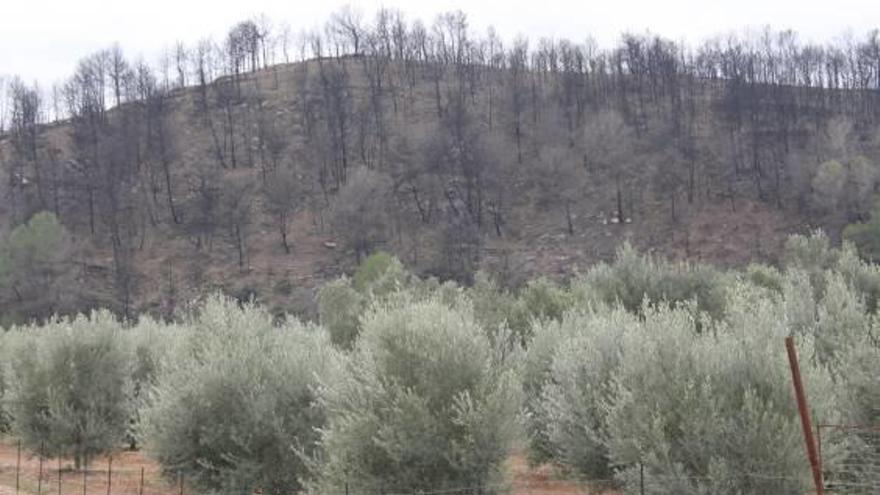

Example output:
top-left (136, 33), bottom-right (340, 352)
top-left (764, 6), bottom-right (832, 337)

top-left (108, 44), bottom-right (132, 107)
top-left (174, 41), bottom-right (188, 88)
top-left (534, 145), bottom-right (586, 234)
top-left (329, 167), bottom-right (393, 261)
top-left (327, 6), bottom-right (365, 56)
top-left (220, 174), bottom-right (256, 271)
top-left (263, 165), bottom-right (310, 254)
top-left (8, 77), bottom-right (47, 215)
top-left (180, 160), bottom-right (220, 251)
top-left (314, 60), bottom-right (352, 187)
top-left (582, 110), bottom-right (636, 223)
top-left (278, 22), bottom-right (293, 63)
top-left (255, 14), bottom-right (275, 69)
top-left (508, 37), bottom-right (529, 163)
top-left (227, 20), bottom-right (262, 74)
top-left (0, 75), bottom-right (8, 133)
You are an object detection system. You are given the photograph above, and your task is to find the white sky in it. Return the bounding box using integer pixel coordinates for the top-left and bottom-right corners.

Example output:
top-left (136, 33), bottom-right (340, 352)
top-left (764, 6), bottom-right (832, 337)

top-left (1, 0), bottom-right (879, 88)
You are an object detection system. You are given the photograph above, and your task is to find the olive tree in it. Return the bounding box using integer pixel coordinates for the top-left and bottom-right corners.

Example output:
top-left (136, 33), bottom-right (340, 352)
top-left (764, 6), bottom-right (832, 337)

top-left (0, 331), bottom-right (11, 433)
top-left (521, 307), bottom-right (635, 467)
top-left (140, 296), bottom-right (338, 495)
top-left (3, 311), bottom-right (131, 467)
top-left (317, 277), bottom-right (364, 349)
top-left (577, 243), bottom-right (728, 320)
top-left (536, 285), bottom-right (841, 494)
top-left (315, 296), bottom-right (521, 493)
top-left (318, 253), bottom-right (412, 349)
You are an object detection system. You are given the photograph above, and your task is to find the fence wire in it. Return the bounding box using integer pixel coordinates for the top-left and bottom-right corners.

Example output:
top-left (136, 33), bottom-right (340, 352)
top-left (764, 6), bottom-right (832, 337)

top-left (0, 461), bottom-right (816, 495)
top-left (819, 424), bottom-right (880, 494)
top-left (1, 437), bottom-right (862, 495)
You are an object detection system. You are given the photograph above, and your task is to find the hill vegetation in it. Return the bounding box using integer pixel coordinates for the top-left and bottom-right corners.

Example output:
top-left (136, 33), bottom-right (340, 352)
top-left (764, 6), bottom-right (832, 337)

top-left (3, 9), bottom-right (880, 320)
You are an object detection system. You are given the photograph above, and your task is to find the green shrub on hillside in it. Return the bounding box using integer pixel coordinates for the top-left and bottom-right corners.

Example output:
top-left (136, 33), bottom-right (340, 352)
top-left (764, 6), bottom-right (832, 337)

top-left (812, 159), bottom-right (848, 213)
top-left (352, 251), bottom-right (409, 295)
top-left (0, 211), bottom-right (73, 318)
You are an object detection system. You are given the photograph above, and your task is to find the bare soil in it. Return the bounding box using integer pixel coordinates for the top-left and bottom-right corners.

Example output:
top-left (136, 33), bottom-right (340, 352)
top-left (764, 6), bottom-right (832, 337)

top-left (0, 438), bottom-right (182, 495)
top-left (505, 452), bottom-right (619, 495)
top-left (0, 439), bottom-right (614, 495)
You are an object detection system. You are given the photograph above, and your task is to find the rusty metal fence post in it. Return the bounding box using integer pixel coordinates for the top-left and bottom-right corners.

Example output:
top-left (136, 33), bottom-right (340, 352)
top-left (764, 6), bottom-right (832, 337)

top-left (785, 336), bottom-right (824, 495)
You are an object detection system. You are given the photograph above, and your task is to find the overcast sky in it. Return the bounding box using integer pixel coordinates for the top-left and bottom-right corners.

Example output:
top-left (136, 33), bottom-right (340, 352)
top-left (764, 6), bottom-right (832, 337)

top-left (2, 0), bottom-right (879, 88)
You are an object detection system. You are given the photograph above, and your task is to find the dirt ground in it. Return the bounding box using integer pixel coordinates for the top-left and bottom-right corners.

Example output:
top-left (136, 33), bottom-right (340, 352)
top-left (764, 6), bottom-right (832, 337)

top-left (0, 438), bottom-right (614, 495)
top-left (0, 438), bottom-right (182, 495)
top-left (505, 453), bottom-right (618, 495)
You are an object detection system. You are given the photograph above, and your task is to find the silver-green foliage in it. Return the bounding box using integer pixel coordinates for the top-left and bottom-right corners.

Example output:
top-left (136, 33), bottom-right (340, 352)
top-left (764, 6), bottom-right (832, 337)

top-left (744, 263), bottom-right (784, 293)
top-left (3, 311), bottom-right (131, 467)
top-left (535, 284), bottom-right (840, 494)
top-left (315, 296), bottom-right (521, 493)
top-left (318, 277), bottom-right (364, 349)
top-left (1, 232), bottom-right (877, 495)
top-left (525, 308), bottom-right (636, 471)
top-left (467, 271), bottom-right (518, 336)
top-left (508, 277), bottom-right (574, 341)
top-left (318, 254), bottom-right (414, 349)
top-left (0, 331), bottom-right (10, 432)
top-left (466, 273), bottom-right (573, 343)
top-left (140, 296), bottom-right (337, 495)
top-left (579, 243), bottom-right (728, 320)
top-left (121, 317), bottom-right (184, 449)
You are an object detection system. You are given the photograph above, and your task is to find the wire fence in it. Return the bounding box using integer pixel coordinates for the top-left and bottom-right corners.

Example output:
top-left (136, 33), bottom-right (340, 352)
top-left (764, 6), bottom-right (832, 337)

top-left (0, 441), bottom-right (186, 495)
top-left (286, 471), bottom-right (813, 495)
top-left (5, 434), bottom-right (879, 495)
top-left (818, 423), bottom-right (880, 494)
top-left (0, 444), bottom-right (819, 495)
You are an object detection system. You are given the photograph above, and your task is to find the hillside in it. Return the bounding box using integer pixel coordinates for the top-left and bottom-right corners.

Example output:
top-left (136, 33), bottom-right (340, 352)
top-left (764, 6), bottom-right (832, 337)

top-left (3, 20), bottom-right (880, 321)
